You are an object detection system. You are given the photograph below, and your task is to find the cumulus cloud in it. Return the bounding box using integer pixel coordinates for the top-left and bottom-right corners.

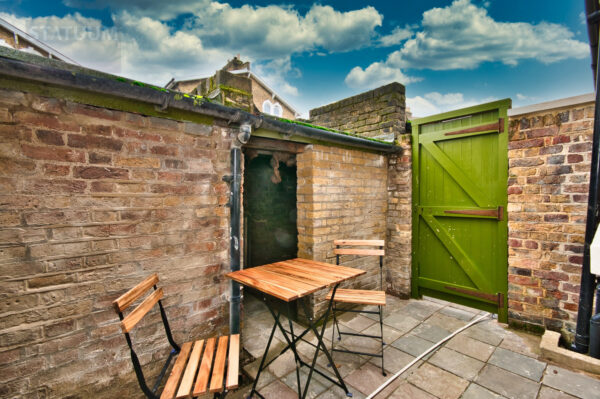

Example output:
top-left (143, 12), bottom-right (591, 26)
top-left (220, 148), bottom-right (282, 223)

top-left (378, 26), bottom-right (413, 47)
top-left (346, 0), bottom-right (588, 89)
top-left (345, 62), bottom-right (420, 89)
top-left (408, 92), bottom-right (496, 118)
top-left (185, 3), bottom-right (382, 59)
top-left (253, 57), bottom-right (300, 97)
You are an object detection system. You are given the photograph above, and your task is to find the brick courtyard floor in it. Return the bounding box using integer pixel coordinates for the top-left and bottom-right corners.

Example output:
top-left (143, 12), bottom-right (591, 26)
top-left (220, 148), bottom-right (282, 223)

top-left (229, 295), bottom-right (600, 399)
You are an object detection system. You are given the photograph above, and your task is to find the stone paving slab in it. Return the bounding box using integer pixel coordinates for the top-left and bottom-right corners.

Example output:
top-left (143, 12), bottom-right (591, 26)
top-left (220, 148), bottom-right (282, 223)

top-left (368, 345), bottom-right (415, 374)
top-left (382, 312), bottom-right (421, 334)
top-left (428, 347), bottom-right (485, 380)
top-left (411, 322), bottom-right (452, 343)
top-left (464, 321), bottom-right (505, 346)
top-left (261, 380), bottom-right (300, 399)
top-left (488, 347), bottom-right (546, 381)
top-left (438, 305), bottom-right (478, 321)
top-left (498, 330), bottom-right (541, 359)
top-left (282, 368), bottom-right (332, 399)
top-left (461, 383), bottom-right (506, 399)
top-left (388, 381), bottom-right (437, 399)
top-left (444, 333), bottom-right (495, 362)
top-left (407, 363), bottom-right (469, 399)
top-left (425, 312), bottom-right (468, 331)
top-left (538, 386), bottom-right (579, 399)
top-left (361, 323), bottom-right (402, 346)
top-left (542, 365), bottom-right (600, 399)
top-left (390, 334), bottom-right (434, 357)
top-left (338, 313), bottom-right (377, 332)
top-left (475, 364), bottom-right (541, 399)
top-left (344, 361), bottom-right (404, 397)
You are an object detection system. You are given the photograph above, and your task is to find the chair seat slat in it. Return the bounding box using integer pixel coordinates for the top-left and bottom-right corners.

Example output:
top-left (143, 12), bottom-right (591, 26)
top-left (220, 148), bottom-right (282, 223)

top-left (175, 340), bottom-right (204, 399)
top-left (226, 334), bottom-right (240, 390)
top-left (334, 248), bottom-right (385, 256)
top-left (209, 336), bottom-right (229, 393)
top-left (327, 288), bottom-right (386, 306)
top-left (193, 337), bottom-right (216, 395)
top-left (334, 239), bottom-right (385, 247)
top-left (161, 342), bottom-right (193, 399)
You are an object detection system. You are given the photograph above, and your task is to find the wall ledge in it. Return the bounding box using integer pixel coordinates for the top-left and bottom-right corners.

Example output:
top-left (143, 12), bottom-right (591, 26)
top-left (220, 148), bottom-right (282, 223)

top-left (508, 93), bottom-right (595, 117)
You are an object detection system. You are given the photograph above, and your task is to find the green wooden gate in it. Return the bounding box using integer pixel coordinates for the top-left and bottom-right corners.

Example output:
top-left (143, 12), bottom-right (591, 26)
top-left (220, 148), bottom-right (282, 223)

top-left (411, 99), bottom-right (510, 322)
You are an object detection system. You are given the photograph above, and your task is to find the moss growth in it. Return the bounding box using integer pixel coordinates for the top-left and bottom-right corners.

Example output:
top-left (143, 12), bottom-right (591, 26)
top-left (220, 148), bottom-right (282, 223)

top-left (274, 117), bottom-right (390, 144)
top-left (219, 84), bottom-right (252, 97)
top-left (0, 77), bottom-right (214, 126)
top-left (508, 319), bottom-right (546, 335)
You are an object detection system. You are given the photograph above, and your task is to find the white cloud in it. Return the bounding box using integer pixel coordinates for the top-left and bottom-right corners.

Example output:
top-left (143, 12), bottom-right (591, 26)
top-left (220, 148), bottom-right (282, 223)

top-left (185, 3), bottom-right (382, 59)
top-left (0, 12), bottom-right (229, 84)
top-left (378, 26), bottom-right (413, 47)
top-left (345, 62), bottom-right (421, 90)
top-left (408, 91), bottom-right (496, 118)
top-left (253, 57), bottom-right (300, 97)
top-left (346, 0), bottom-right (588, 89)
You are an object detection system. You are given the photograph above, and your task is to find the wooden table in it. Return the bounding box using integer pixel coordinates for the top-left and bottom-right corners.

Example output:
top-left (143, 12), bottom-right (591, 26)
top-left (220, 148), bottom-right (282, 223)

top-left (226, 258), bottom-right (365, 399)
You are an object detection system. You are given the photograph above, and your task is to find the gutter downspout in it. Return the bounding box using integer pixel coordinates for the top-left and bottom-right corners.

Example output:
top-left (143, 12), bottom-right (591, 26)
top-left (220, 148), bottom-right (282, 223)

top-left (226, 124), bottom-right (251, 334)
top-left (573, 0), bottom-right (600, 354)
top-left (227, 147), bottom-right (242, 334)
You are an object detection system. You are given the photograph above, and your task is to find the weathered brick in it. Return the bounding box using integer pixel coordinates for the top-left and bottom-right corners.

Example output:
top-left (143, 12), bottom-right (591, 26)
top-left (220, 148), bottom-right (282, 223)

top-left (115, 156), bottom-right (160, 168)
top-left (73, 166), bottom-right (128, 180)
top-left (67, 134), bottom-right (123, 151)
top-left (22, 144), bottom-right (85, 163)
top-left (35, 129), bottom-right (64, 146)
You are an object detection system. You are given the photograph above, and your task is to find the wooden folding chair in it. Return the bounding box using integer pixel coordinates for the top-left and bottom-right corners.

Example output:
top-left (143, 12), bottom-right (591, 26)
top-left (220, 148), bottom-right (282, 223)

top-left (112, 274), bottom-right (239, 399)
top-left (326, 239), bottom-right (387, 375)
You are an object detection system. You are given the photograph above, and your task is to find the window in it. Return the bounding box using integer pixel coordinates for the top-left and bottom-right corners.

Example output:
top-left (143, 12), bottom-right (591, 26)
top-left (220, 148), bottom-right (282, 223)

top-left (272, 103), bottom-right (283, 117)
top-left (262, 100), bottom-right (272, 114)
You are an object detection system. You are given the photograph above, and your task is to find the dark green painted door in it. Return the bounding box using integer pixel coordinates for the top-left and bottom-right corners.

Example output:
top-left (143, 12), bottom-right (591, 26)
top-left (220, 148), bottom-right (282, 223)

top-left (412, 100), bottom-right (510, 322)
top-left (243, 154), bottom-right (298, 268)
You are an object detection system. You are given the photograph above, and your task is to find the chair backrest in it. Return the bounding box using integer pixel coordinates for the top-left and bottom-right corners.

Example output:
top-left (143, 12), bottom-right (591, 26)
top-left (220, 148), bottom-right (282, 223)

top-left (334, 239), bottom-right (385, 289)
top-left (112, 274), bottom-right (180, 399)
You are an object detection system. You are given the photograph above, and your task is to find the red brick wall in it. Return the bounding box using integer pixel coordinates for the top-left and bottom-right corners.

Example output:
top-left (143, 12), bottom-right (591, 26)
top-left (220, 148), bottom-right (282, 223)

top-left (0, 88), bottom-right (233, 398)
top-left (507, 100), bottom-right (594, 332)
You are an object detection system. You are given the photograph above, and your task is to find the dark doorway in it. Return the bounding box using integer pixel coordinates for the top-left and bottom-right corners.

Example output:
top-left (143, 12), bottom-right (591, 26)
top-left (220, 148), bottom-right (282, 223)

top-left (243, 153), bottom-right (298, 268)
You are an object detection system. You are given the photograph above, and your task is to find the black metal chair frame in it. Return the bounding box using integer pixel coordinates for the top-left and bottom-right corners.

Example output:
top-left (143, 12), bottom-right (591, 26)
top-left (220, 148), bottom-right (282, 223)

top-left (116, 283), bottom-right (228, 399)
top-left (248, 285), bottom-right (354, 399)
top-left (331, 244), bottom-right (386, 376)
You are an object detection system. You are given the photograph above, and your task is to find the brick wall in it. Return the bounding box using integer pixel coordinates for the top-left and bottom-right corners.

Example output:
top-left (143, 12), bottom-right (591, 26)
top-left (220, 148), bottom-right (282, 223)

top-left (296, 145), bottom-right (388, 316)
top-left (507, 99), bottom-right (594, 332)
top-left (386, 134), bottom-right (412, 297)
top-left (306, 83), bottom-right (411, 302)
top-left (309, 82), bottom-right (405, 143)
top-left (0, 88), bottom-right (233, 398)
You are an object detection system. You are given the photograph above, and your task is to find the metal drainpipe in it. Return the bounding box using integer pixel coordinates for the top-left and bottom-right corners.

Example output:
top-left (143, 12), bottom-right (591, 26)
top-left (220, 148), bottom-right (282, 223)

top-left (227, 147), bottom-right (242, 334)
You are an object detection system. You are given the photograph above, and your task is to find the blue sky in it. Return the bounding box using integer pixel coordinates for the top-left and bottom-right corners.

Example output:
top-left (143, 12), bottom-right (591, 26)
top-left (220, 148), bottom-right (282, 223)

top-left (0, 0), bottom-right (592, 117)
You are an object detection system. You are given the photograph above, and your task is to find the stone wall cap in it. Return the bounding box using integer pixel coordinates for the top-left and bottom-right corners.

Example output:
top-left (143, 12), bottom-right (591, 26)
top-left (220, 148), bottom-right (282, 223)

top-left (508, 93), bottom-right (595, 117)
top-left (309, 82), bottom-right (405, 118)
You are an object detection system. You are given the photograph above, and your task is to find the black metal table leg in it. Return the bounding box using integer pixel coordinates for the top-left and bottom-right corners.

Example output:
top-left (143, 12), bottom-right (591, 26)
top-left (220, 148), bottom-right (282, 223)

top-left (299, 285), bottom-right (352, 398)
top-left (249, 286), bottom-right (352, 399)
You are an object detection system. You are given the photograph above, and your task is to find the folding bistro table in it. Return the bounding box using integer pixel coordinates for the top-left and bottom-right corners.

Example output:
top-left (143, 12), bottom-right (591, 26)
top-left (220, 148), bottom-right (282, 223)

top-left (226, 258), bottom-right (365, 399)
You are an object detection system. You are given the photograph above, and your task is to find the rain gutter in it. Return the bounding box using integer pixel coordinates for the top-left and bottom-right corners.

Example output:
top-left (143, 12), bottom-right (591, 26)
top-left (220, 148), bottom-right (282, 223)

top-left (0, 52), bottom-right (401, 154)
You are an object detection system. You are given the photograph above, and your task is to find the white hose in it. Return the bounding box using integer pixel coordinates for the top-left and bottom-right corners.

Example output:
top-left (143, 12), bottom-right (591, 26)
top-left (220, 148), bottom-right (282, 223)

top-left (365, 312), bottom-right (490, 399)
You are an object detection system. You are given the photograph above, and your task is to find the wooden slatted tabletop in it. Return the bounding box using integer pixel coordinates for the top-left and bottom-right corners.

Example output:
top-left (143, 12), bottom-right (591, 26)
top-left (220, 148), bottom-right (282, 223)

top-left (225, 258), bottom-right (365, 302)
